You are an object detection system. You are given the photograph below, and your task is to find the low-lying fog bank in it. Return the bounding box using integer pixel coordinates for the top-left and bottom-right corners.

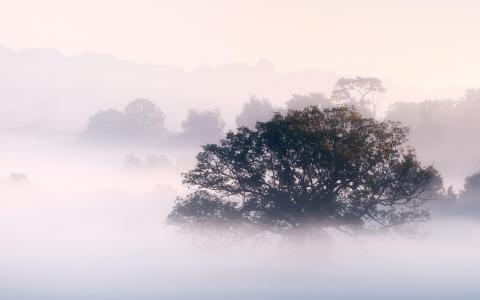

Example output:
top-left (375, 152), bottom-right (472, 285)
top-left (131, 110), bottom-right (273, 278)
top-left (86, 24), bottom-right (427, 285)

top-left (1, 136), bottom-right (480, 300)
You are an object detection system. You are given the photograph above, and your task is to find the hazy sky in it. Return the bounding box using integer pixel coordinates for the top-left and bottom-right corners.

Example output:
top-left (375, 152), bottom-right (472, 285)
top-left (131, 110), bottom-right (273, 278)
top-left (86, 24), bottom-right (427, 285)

top-left (1, 0), bottom-right (480, 88)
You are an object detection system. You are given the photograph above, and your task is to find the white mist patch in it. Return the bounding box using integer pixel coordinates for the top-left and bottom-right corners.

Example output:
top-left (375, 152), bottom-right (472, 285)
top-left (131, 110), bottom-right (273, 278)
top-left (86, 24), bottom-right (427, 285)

top-left (0, 136), bottom-right (479, 299)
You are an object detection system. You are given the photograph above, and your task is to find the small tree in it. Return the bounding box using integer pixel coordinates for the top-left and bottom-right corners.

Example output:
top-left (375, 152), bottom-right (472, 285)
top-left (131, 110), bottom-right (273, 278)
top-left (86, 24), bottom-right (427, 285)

top-left (169, 106), bottom-right (442, 235)
top-left (286, 93), bottom-right (332, 111)
top-left (235, 96), bottom-right (275, 129)
top-left (82, 98), bottom-right (166, 142)
top-left (331, 76), bottom-right (385, 118)
top-left (168, 190), bottom-right (243, 234)
top-left (460, 171), bottom-right (480, 202)
top-left (180, 109), bottom-right (225, 143)
top-left (124, 98), bottom-right (166, 135)
top-left (84, 109), bottom-right (133, 139)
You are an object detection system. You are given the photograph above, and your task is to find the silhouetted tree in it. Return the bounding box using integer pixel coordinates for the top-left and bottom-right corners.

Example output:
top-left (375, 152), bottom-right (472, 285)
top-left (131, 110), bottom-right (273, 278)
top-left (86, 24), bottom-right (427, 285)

top-left (124, 98), bottom-right (166, 136)
top-left (331, 76), bottom-right (385, 117)
top-left (168, 190), bottom-right (243, 233)
top-left (169, 106), bottom-right (442, 235)
top-left (84, 109), bottom-right (132, 139)
top-left (460, 171), bottom-right (480, 202)
top-left (124, 153), bottom-right (143, 169)
top-left (386, 90), bottom-right (480, 176)
top-left (444, 186), bottom-right (458, 202)
top-left (180, 109), bottom-right (225, 143)
top-left (235, 96), bottom-right (275, 129)
top-left (82, 99), bottom-right (166, 143)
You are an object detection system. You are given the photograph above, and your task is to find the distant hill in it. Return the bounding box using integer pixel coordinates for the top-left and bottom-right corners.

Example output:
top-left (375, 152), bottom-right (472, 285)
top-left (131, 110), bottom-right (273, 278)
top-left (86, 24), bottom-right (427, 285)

top-left (0, 46), bottom-right (340, 132)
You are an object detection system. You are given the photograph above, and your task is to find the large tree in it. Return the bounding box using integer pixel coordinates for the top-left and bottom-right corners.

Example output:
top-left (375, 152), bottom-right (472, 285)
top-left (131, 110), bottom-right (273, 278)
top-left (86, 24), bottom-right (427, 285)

top-left (169, 106), bottom-right (442, 234)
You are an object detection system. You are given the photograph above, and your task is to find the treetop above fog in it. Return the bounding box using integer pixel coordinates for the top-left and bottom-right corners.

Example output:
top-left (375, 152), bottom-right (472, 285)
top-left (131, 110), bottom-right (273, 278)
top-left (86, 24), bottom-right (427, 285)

top-left (170, 106), bottom-right (442, 234)
top-left (83, 98), bottom-right (167, 142)
top-left (331, 76), bottom-right (385, 118)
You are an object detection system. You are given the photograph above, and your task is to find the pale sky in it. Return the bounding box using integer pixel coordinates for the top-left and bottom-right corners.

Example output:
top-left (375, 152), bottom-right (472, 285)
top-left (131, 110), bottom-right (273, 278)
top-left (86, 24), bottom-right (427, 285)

top-left (1, 0), bottom-right (480, 89)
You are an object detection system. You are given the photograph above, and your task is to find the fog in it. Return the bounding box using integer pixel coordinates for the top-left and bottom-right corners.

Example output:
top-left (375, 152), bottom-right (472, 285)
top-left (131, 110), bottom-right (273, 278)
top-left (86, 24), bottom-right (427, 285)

top-left (0, 46), bottom-right (339, 132)
top-left (1, 138), bottom-right (480, 300)
top-left (2, 91), bottom-right (480, 299)
top-left (2, 29), bottom-right (480, 298)
top-left (0, 46), bottom-right (465, 133)
top-left (386, 89), bottom-right (480, 188)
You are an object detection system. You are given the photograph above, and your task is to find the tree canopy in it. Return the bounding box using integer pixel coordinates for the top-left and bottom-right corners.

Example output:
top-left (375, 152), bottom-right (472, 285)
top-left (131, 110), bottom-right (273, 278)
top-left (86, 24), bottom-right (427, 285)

top-left (82, 98), bottom-right (167, 143)
top-left (286, 93), bottom-right (332, 111)
top-left (235, 96), bottom-right (275, 129)
top-left (386, 89), bottom-right (480, 177)
top-left (460, 171), bottom-right (480, 202)
top-left (331, 76), bottom-right (385, 117)
top-left (169, 106), bottom-right (442, 235)
top-left (180, 109), bottom-right (225, 144)
top-left (124, 98), bottom-right (166, 134)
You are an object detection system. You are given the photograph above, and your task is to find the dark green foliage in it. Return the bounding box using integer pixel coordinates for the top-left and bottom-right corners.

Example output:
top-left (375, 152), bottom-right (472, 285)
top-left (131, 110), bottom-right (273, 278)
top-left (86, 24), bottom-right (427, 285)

top-left (170, 106), bottom-right (442, 234)
top-left (167, 190), bottom-right (244, 234)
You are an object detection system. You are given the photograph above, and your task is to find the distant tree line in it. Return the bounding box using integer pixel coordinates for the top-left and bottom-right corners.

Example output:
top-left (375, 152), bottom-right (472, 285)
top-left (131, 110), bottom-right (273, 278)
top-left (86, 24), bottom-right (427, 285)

top-left (80, 76), bottom-right (384, 146)
top-left (430, 170), bottom-right (480, 217)
top-left (386, 89), bottom-right (480, 176)
top-left (80, 99), bottom-right (225, 146)
top-left (75, 75), bottom-right (480, 235)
